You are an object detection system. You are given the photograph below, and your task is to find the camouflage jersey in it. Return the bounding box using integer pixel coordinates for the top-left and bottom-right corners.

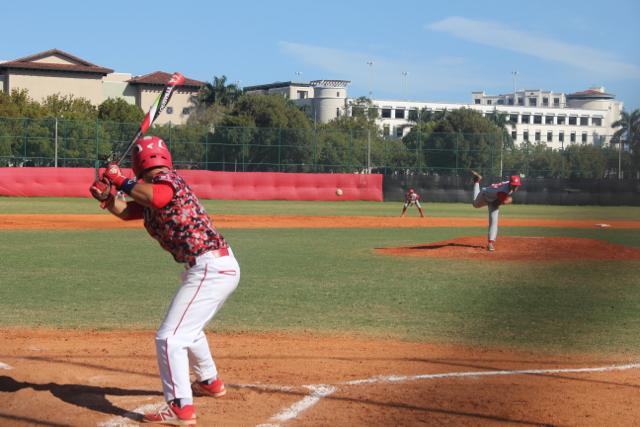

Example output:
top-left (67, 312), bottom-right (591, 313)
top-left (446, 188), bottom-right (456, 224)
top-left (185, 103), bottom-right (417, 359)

top-left (143, 171), bottom-right (227, 265)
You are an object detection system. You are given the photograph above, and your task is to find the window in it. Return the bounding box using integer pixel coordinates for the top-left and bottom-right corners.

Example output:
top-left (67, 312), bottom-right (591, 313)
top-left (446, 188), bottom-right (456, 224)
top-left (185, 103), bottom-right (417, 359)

top-left (166, 107), bottom-right (173, 114)
top-left (182, 107), bottom-right (191, 115)
top-left (529, 98), bottom-right (537, 106)
top-left (557, 116), bottom-right (566, 125)
top-left (381, 108), bottom-right (392, 118)
top-left (545, 115), bottom-right (554, 124)
top-left (487, 100), bottom-right (492, 105)
top-left (570, 132), bottom-right (576, 143)
top-left (511, 130), bottom-right (517, 141)
top-left (523, 131), bottom-right (529, 141)
top-left (508, 97), bottom-right (514, 105)
top-left (297, 90), bottom-right (307, 99)
top-left (553, 97), bottom-right (560, 107)
top-left (497, 99), bottom-right (504, 105)
top-left (395, 109), bottom-right (405, 119)
top-left (396, 127), bottom-right (403, 138)
top-left (517, 98), bottom-right (524, 106)
top-left (474, 99), bottom-right (481, 104)
top-left (336, 107), bottom-right (341, 117)
top-left (383, 124), bottom-right (390, 136)
top-left (408, 110), bottom-right (418, 121)
top-left (535, 131), bottom-right (541, 141)
top-left (582, 133), bottom-right (587, 143)
top-left (559, 132), bottom-right (564, 143)
top-left (543, 97), bottom-right (549, 106)
top-left (533, 115), bottom-right (542, 124)
top-left (547, 131), bottom-right (553, 142)
top-left (521, 114), bottom-right (530, 124)
top-left (569, 116), bottom-right (577, 125)
top-left (509, 114), bottom-right (518, 123)
top-left (580, 117), bottom-right (588, 126)
top-left (592, 117), bottom-right (602, 126)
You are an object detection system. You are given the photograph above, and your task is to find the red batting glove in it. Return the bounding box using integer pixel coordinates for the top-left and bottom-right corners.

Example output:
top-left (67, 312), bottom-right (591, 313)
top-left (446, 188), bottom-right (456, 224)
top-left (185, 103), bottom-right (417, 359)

top-left (103, 162), bottom-right (128, 188)
top-left (89, 178), bottom-right (111, 201)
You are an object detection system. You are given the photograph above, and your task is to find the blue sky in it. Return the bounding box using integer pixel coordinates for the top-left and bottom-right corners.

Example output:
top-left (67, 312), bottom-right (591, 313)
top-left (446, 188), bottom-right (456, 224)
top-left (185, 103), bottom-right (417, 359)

top-left (4, 0), bottom-right (640, 109)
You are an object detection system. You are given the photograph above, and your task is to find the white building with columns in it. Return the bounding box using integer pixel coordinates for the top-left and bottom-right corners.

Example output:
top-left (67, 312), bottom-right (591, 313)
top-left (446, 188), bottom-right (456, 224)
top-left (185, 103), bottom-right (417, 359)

top-left (245, 80), bottom-right (623, 150)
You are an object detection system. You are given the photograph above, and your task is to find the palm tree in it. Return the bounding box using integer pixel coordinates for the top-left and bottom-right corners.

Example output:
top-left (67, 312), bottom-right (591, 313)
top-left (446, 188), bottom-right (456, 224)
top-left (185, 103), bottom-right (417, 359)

top-left (192, 75), bottom-right (242, 108)
top-left (611, 109), bottom-right (640, 178)
top-left (611, 109), bottom-right (640, 149)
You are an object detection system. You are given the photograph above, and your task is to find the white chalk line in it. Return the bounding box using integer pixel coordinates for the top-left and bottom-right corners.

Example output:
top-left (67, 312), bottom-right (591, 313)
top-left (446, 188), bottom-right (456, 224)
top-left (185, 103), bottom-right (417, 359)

top-left (0, 361), bottom-right (13, 370)
top-left (99, 361), bottom-right (640, 427)
top-left (97, 402), bottom-right (164, 427)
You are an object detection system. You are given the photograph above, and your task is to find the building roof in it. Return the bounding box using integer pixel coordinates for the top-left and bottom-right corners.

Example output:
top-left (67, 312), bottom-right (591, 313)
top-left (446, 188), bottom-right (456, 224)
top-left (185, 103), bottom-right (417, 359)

top-left (244, 81), bottom-right (312, 91)
top-left (0, 48), bottom-right (113, 75)
top-left (566, 88), bottom-right (614, 100)
top-left (128, 71), bottom-right (204, 88)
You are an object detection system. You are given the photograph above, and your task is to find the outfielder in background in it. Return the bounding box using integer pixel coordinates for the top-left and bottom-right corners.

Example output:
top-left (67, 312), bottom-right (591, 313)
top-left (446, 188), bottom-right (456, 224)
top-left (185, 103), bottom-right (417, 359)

top-left (471, 171), bottom-right (522, 251)
top-left (90, 136), bottom-right (239, 425)
top-left (400, 188), bottom-right (425, 217)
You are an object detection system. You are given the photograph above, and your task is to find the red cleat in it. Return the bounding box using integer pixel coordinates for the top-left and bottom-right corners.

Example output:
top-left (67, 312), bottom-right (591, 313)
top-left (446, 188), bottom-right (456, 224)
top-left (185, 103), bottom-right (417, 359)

top-left (191, 378), bottom-right (227, 398)
top-left (142, 402), bottom-right (196, 425)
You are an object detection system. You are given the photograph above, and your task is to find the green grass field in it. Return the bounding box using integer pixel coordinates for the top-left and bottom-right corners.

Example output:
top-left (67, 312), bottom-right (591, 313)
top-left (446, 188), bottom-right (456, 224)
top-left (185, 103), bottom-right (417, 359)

top-left (1, 198), bottom-right (640, 354)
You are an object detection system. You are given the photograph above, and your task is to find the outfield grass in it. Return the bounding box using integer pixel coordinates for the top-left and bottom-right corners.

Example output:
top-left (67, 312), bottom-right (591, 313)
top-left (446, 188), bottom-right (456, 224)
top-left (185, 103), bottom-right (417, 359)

top-left (2, 196), bottom-right (640, 220)
top-left (1, 198), bottom-right (640, 354)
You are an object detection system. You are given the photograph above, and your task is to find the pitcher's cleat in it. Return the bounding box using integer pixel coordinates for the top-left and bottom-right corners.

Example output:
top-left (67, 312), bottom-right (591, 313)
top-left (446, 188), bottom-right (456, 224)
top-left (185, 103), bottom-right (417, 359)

top-left (487, 242), bottom-right (495, 252)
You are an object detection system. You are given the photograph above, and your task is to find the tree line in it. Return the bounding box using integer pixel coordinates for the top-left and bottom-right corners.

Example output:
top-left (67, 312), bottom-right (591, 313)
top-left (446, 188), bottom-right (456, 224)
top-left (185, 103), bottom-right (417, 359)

top-left (0, 76), bottom-right (637, 179)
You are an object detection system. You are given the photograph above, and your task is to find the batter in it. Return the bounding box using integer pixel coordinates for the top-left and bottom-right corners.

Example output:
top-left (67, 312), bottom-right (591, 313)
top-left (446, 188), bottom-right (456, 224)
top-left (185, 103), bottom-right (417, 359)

top-left (90, 135), bottom-right (238, 425)
top-left (471, 171), bottom-right (522, 251)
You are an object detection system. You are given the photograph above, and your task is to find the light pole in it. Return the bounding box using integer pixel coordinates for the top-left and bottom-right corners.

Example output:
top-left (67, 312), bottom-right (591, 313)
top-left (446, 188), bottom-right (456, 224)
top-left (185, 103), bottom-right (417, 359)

top-left (402, 71), bottom-right (409, 100)
top-left (366, 61), bottom-right (374, 98)
top-left (511, 71), bottom-right (518, 96)
top-left (294, 71), bottom-right (302, 82)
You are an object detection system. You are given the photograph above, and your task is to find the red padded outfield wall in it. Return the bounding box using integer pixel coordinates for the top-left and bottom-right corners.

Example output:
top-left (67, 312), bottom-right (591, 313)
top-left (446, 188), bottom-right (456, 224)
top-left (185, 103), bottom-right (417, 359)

top-left (0, 168), bottom-right (383, 201)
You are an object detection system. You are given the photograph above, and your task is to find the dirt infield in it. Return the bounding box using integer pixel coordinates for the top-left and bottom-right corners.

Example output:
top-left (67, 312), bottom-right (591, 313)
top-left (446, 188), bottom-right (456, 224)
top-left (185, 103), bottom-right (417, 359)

top-left (2, 214), bottom-right (640, 426)
top-left (2, 214), bottom-right (640, 230)
top-left (1, 329), bottom-right (639, 427)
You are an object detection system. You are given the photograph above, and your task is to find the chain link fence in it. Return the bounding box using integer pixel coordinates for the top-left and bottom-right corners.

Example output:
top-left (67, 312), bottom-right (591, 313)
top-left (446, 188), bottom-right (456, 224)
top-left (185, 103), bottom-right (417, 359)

top-left (0, 117), bottom-right (635, 180)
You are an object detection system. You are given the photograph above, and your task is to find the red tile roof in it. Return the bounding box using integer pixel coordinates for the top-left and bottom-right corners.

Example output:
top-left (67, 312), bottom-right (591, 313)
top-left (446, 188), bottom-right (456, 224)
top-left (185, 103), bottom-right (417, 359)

top-left (128, 71), bottom-right (204, 88)
top-left (0, 49), bottom-right (113, 75)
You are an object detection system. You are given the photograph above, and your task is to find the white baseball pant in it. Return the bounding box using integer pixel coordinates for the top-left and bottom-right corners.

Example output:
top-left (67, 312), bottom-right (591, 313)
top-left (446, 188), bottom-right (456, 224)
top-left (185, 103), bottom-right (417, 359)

top-left (155, 249), bottom-right (240, 403)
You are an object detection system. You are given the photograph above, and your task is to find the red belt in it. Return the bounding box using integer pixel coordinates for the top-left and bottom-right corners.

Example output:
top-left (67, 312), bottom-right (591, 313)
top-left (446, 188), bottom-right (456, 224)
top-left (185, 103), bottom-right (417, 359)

top-left (188, 247), bottom-right (230, 267)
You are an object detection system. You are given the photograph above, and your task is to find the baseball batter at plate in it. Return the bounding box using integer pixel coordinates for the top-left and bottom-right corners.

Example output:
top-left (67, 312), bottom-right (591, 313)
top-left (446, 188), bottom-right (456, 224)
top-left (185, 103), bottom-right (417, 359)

top-left (400, 188), bottom-right (425, 217)
top-left (471, 170), bottom-right (522, 251)
top-left (90, 136), bottom-right (239, 425)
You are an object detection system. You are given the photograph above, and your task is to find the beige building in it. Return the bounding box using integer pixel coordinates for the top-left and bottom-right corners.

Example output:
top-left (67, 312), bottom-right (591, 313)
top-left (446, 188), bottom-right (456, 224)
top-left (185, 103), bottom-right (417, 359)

top-left (0, 49), bottom-right (204, 125)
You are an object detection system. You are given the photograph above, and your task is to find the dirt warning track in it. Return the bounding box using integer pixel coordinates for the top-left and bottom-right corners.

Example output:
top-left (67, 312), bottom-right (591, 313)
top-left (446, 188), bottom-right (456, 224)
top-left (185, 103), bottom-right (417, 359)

top-left (2, 214), bottom-right (640, 230)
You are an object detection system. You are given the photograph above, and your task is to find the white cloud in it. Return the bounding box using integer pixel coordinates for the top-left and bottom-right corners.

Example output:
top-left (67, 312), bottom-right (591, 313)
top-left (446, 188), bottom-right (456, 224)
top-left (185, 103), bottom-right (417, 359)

top-left (278, 41), bottom-right (495, 100)
top-left (427, 16), bottom-right (640, 79)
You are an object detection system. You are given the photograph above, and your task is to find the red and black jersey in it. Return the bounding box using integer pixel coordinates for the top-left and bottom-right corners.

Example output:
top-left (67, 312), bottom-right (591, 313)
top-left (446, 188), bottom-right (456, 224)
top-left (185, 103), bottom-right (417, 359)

top-left (143, 171), bottom-right (227, 265)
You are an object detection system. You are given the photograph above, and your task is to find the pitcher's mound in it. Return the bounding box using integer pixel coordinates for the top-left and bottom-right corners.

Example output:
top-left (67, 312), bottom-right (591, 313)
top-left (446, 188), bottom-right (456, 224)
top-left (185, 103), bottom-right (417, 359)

top-left (376, 236), bottom-right (640, 261)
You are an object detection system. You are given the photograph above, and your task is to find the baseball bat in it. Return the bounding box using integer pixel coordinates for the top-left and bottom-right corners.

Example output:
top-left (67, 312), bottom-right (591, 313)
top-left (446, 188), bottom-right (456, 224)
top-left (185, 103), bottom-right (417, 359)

top-left (113, 71), bottom-right (186, 166)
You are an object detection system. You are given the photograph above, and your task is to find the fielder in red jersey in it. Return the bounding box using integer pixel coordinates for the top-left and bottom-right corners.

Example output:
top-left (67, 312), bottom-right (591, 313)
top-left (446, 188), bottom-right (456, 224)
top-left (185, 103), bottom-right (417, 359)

top-left (400, 188), bottom-right (425, 217)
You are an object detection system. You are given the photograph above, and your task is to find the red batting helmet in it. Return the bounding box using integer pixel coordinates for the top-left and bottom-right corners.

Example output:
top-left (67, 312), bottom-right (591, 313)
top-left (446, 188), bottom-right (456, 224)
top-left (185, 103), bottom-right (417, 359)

top-left (132, 135), bottom-right (173, 178)
top-left (509, 175), bottom-right (522, 186)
